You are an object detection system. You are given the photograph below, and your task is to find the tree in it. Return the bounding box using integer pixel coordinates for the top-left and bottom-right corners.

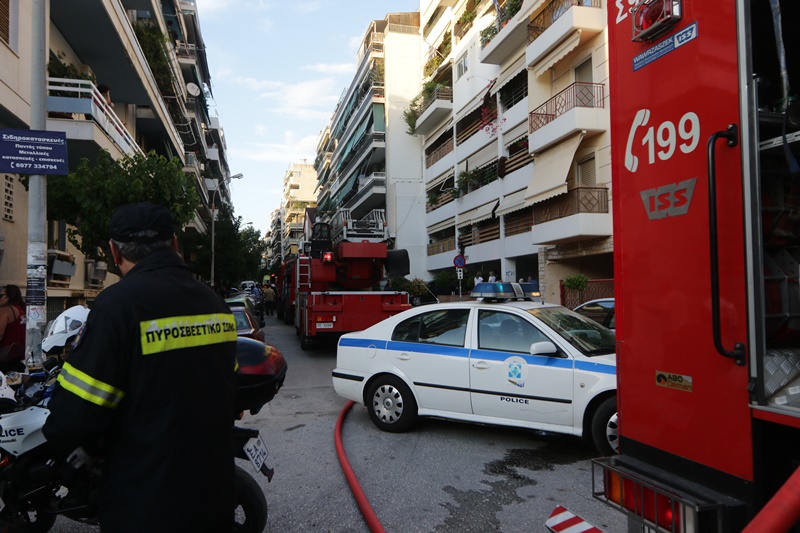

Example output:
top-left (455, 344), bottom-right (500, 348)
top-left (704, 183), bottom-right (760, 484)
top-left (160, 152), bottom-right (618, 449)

top-left (186, 202), bottom-right (267, 288)
top-left (44, 150), bottom-right (199, 276)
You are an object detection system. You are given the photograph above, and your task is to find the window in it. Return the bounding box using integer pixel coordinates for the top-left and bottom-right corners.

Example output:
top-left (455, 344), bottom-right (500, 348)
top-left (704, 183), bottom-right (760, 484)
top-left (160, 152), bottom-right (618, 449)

top-left (391, 309), bottom-right (470, 347)
top-left (456, 53), bottom-right (468, 80)
top-left (577, 155), bottom-right (596, 186)
top-left (3, 175), bottom-right (13, 221)
top-left (478, 311), bottom-right (550, 353)
top-left (0, 0), bottom-right (9, 45)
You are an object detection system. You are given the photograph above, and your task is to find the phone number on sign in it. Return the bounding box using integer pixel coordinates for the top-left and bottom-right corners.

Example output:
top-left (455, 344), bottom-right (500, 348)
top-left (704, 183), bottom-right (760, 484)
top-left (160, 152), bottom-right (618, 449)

top-left (8, 162), bottom-right (60, 171)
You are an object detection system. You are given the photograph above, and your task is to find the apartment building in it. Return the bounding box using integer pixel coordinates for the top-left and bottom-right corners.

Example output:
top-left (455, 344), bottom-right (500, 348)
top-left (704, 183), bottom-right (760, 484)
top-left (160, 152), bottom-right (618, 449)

top-left (313, 12), bottom-right (428, 279)
top-left (419, 0), bottom-right (613, 301)
top-left (0, 0), bottom-right (233, 316)
top-left (279, 162), bottom-right (317, 262)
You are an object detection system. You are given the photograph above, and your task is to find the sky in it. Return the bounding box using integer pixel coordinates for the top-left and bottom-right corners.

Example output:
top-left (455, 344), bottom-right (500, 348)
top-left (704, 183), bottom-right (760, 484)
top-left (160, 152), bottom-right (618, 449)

top-left (194, 0), bottom-right (421, 237)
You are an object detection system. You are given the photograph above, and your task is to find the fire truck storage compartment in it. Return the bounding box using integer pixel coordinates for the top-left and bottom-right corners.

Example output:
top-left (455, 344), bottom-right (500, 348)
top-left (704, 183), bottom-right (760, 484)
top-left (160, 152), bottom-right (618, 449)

top-left (754, 0), bottom-right (800, 410)
top-left (307, 292), bottom-right (409, 333)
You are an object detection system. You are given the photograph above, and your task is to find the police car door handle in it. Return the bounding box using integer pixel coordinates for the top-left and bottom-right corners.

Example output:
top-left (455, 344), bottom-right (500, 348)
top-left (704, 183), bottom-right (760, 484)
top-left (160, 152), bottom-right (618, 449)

top-left (397, 353), bottom-right (411, 360)
top-left (472, 361), bottom-right (490, 370)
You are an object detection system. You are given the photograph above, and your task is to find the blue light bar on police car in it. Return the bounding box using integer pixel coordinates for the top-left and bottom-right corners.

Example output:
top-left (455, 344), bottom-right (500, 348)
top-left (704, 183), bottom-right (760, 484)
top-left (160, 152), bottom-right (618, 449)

top-left (470, 282), bottom-right (542, 301)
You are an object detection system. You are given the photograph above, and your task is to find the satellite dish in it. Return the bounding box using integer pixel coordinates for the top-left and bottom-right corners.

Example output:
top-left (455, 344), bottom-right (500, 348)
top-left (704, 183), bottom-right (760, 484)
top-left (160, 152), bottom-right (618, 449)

top-left (186, 83), bottom-right (201, 97)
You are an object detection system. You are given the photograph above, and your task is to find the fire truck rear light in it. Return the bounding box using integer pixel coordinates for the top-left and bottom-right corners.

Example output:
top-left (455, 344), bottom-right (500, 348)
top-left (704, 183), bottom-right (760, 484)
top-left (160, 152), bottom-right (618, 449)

top-left (322, 252), bottom-right (334, 263)
top-left (593, 458), bottom-right (720, 533)
top-left (316, 315), bottom-right (335, 322)
top-left (631, 0), bottom-right (682, 42)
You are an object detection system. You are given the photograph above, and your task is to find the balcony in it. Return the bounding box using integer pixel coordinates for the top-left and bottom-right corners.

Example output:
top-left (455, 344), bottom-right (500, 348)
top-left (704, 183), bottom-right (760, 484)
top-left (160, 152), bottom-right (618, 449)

top-left (46, 78), bottom-right (143, 165)
top-left (347, 172), bottom-right (387, 218)
top-left (480, 12), bottom-right (531, 65)
top-left (415, 87), bottom-right (454, 136)
top-left (528, 81), bottom-right (607, 153)
top-left (526, 0), bottom-right (605, 70)
top-left (426, 137), bottom-right (454, 169)
top-left (530, 187), bottom-right (611, 244)
top-left (428, 236), bottom-right (456, 256)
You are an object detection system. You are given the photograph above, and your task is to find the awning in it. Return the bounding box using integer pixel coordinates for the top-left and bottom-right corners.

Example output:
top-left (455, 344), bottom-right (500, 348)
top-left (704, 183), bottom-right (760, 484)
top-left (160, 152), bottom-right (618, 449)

top-left (532, 30), bottom-right (582, 78)
top-left (468, 143), bottom-right (498, 169)
top-left (457, 200), bottom-right (499, 228)
top-left (427, 172), bottom-right (454, 191)
top-left (492, 55), bottom-right (527, 95)
top-left (427, 217), bottom-right (455, 234)
top-left (524, 132), bottom-right (584, 204)
top-left (496, 188), bottom-right (533, 217)
top-left (503, 122), bottom-right (528, 146)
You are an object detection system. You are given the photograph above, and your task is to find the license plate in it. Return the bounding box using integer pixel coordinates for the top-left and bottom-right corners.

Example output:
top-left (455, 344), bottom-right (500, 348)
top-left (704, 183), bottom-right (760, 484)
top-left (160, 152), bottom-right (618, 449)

top-left (244, 435), bottom-right (269, 471)
top-left (316, 322), bottom-right (333, 329)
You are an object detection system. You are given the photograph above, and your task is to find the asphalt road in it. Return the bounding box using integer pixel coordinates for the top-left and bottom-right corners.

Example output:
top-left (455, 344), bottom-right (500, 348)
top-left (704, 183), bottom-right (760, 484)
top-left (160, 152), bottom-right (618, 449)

top-left (51, 314), bottom-right (627, 532)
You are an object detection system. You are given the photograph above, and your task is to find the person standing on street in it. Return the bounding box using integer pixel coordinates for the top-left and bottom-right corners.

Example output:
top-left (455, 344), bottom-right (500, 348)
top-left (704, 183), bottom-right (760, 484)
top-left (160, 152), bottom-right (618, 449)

top-left (43, 202), bottom-right (238, 533)
top-left (263, 284), bottom-right (276, 316)
top-left (0, 284), bottom-right (26, 372)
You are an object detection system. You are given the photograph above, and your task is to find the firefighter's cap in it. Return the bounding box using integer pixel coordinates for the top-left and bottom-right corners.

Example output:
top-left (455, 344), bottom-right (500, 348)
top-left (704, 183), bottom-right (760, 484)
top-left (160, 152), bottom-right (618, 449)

top-left (109, 202), bottom-right (174, 243)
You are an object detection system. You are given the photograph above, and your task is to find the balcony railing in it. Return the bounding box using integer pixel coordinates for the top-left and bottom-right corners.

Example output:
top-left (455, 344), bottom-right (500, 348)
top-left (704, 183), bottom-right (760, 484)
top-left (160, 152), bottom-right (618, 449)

top-left (529, 81), bottom-right (605, 133)
top-left (419, 87), bottom-right (453, 116)
top-left (349, 172), bottom-right (387, 206)
top-left (46, 77), bottom-right (142, 157)
top-left (426, 138), bottom-right (454, 168)
top-left (427, 236), bottom-right (456, 256)
top-left (533, 186), bottom-right (609, 224)
top-left (459, 221), bottom-right (501, 247)
top-left (426, 188), bottom-right (456, 212)
top-left (504, 206), bottom-right (534, 236)
top-left (175, 41), bottom-right (198, 59)
top-left (528, 0), bottom-right (602, 43)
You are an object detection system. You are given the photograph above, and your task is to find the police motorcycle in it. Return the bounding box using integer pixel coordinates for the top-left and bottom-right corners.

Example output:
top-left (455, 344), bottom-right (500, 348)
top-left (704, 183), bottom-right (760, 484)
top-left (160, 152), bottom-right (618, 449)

top-left (0, 306), bottom-right (285, 533)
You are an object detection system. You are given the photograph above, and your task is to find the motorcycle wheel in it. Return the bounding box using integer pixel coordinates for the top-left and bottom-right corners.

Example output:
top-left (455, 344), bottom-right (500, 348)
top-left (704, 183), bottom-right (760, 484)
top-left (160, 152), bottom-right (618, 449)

top-left (234, 465), bottom-right (267, 533)
top-left (5, 510), bottom-right (56, 533)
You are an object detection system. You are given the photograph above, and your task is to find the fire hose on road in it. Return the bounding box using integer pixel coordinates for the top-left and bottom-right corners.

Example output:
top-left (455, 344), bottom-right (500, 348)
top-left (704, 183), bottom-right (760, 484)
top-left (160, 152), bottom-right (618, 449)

top-left (335, 400), bottom-right (386, 533)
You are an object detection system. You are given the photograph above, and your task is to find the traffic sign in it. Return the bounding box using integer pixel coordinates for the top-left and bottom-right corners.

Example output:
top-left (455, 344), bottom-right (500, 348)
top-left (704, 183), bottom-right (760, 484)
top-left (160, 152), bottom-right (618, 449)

top-left (453, 254), bottom-right (466, 268)
top-left (456, 268), bottom-right (463, 280)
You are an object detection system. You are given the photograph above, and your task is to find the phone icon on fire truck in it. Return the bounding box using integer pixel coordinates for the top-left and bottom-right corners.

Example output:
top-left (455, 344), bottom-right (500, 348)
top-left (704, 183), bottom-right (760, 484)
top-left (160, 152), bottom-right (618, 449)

top-left (625, 108), bottom-right (651, 172)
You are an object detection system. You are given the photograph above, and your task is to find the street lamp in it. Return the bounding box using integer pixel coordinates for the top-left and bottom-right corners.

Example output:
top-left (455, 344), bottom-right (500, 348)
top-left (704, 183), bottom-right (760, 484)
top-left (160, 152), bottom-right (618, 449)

top-left (211, 173), bottom-right (243, 287)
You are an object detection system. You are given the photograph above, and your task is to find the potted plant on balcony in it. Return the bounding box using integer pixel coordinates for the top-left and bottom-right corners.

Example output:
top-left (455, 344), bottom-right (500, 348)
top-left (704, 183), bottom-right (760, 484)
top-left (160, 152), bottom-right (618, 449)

top-left (480, 25), bottom-right (499, 47)
top-left (47, 60), bottom-right (96, 118)
top-left (427, 189), bottom-right (441, 209)
top-left (501, 0), bottom-right (524, 23)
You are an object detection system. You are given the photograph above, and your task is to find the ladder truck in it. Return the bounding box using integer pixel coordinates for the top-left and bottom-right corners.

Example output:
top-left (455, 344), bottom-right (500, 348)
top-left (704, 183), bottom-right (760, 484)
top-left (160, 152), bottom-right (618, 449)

top-left (287, 208), bottom-right (410, 350)
top-left (590, 0), bottom-right (800, 531)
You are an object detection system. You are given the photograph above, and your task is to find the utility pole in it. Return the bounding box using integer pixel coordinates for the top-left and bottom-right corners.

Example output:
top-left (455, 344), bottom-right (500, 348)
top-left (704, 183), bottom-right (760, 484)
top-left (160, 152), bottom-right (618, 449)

top-left (25, 0), bottom-right (48, 369)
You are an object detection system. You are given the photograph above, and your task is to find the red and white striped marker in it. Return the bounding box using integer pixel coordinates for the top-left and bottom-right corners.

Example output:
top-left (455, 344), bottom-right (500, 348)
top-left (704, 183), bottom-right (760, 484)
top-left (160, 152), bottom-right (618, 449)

top-left (545, 505), bottom-right (603, 533)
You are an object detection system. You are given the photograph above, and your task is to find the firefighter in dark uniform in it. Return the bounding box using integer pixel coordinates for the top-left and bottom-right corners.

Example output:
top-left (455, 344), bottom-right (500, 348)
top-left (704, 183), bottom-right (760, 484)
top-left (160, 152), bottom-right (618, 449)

top-left (43, 203), bottom-right (238, 532)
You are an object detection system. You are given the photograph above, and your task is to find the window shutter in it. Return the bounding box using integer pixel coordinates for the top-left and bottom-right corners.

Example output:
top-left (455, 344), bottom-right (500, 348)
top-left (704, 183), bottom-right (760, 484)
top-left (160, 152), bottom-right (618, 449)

top-left (577, 156), bottom-right (596, 187)
top-left (0, 0), bottom-right (10, 45)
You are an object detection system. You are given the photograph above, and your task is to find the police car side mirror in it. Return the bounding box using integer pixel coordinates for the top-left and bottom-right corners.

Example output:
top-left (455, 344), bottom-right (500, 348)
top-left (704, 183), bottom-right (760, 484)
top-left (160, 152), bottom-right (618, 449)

top-left (530, 341), bottom-right (557, 355)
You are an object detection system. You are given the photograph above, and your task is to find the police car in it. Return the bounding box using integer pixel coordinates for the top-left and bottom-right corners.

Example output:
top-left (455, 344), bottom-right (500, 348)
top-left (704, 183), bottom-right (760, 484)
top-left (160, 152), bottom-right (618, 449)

top-left (332, 282), bottom-right (619, 455)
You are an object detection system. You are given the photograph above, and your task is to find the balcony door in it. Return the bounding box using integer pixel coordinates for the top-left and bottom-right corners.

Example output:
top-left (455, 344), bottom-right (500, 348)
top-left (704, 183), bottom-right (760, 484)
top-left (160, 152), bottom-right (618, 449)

top-left (574, 58), bottom-right (595, 107)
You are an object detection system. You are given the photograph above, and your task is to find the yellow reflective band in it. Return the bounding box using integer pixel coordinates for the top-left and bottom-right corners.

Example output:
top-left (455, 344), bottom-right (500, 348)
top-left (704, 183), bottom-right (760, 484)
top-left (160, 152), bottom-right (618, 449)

top-left (57, 362), bottom-right (125, 409)
top-left (140, 313), bottom-right (237, 355)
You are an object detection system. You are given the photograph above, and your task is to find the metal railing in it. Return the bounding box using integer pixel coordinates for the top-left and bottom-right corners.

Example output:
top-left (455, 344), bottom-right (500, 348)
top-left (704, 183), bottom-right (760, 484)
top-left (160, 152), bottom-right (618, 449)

top-left (46, 77), bottom-right (142, 157)
top-left (427, 236), bottom-right (456, 256)
top-left (533, 186), bottom-right (609, 224)
top-left (426, 138), bottom-right (454, 168)
top-left (175, 41), bottom-right (198, 59)
top-left (349, 172), bottom-right (387, 207)
top-left (528, 0), bottom-right (602, 43)
top-left (529, 81), bottom-right (605, 133)
top-left (419, 87), bottom-right (453, 116)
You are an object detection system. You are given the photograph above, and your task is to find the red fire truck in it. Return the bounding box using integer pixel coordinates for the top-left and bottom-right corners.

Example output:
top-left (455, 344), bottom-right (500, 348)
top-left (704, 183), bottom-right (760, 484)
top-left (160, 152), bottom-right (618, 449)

top-left (591, 0), bottom-right (800, 531)
top-left (280, 208), bottom-right (411, 349)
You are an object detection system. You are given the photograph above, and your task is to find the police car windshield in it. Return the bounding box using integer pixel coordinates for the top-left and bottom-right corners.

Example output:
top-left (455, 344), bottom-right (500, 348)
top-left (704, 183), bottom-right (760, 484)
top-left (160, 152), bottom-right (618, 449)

top-left (525, 307), bottom-right (615, 356)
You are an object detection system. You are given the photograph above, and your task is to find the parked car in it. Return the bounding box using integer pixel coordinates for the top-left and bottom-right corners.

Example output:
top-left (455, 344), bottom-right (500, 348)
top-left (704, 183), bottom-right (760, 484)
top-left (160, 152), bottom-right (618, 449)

top-left (226, 295), bottom-right (264, 327)
top-left (573, 298), bottom-right (615, 332)
top-left (235, 336), bottom-right (287, 413)
top-left (232, 306), bottom-right (265, 343)
top-left (332, 282), bottom-right (619, 455)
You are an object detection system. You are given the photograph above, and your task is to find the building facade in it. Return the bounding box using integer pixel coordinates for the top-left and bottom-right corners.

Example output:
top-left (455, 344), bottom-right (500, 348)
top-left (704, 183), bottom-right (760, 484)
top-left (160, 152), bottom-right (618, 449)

top-left (313, 12), bottom-right (428, 279)
top-left (419, 0), bottom-right (613, 300)
top-left (0, 0), bottom-right (234, 317)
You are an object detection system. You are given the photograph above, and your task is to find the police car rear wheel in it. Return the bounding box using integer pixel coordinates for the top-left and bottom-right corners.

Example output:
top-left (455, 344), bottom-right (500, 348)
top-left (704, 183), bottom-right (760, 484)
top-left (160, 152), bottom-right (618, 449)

top-left (367, 375), bottom-right (417, 432)
top-left (591, 397), bottom-right (619, 456)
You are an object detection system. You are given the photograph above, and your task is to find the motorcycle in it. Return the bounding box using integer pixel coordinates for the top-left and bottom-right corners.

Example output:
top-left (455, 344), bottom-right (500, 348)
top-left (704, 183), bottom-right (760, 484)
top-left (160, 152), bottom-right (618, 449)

top-left (0, 306), bottom-right (287, 533)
